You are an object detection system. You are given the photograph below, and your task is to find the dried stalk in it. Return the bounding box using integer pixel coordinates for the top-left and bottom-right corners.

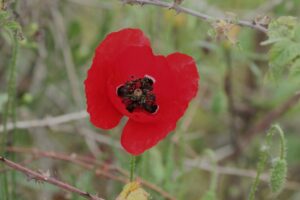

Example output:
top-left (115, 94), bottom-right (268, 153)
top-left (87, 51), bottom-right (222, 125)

top-left (6, 147), bottom-right (176, 200)
top-left (0, 156), bottom-right (104, 200)
top-left (121, 0), bottom-right (268, 33)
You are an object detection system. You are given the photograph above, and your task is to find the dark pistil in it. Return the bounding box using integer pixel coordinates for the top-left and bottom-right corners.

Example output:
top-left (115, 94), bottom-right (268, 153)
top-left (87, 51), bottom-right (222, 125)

top-left (117, 77), bottom-right (158, 113)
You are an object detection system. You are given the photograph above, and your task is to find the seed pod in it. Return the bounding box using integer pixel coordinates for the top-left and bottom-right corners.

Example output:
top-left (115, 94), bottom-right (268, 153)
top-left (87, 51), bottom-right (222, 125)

top-left (270, 158), bottom-right (287, 194)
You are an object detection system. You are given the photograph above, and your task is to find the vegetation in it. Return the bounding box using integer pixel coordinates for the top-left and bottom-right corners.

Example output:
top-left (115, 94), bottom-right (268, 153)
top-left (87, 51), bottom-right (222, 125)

top-left (0, 0), bottom-right (300, 199)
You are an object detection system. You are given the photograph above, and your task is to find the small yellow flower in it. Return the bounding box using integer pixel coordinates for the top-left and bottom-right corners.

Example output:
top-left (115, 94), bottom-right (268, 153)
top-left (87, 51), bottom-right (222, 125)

top-left (116, 182), bottom-right (149, 200)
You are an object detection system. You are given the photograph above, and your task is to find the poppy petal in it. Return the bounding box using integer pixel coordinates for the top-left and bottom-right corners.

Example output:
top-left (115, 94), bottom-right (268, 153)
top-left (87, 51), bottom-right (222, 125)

top-left (121, 119), bottom-right (176, 155)
top-left (141, 53), bottom-right (199, 123)
top-left (85, 58), bottom-right (122, 129)
top-left (85, 29), bottom-right (150, 129)
top-left (164, 52), bottom-right (200, 119)
top-left (95, 28), bottom-right (151, 66)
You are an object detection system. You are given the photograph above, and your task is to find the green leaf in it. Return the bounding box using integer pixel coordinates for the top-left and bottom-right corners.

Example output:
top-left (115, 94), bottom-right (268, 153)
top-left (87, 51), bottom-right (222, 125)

top-left (262, 17), bottom-right (297, 45)
top-left (260, 37), bottom-right (285, 46)
top-left (268, 16), bottom-right (298, 41)
top-left (277, 16), bottom-right (298, 27)
top-left (265, 16), bottom-right (300, 80)
top-left (270, 40), bottom-right (300, 67)
top-left (269, 40), bottom-right (300, 79)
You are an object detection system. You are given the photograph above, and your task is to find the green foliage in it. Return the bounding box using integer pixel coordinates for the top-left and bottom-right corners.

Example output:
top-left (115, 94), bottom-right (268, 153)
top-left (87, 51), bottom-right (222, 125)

top-left (248, 140), bottom-right (269, 200)
top-left (0, 6), bottom-right (22, 200)
top-left (1, 0), bottom-right (300, 199)
top-left (248, 124), bottom-right (288, 200)
top-left (263, 16), bottom-right (300, 79)
top-left (0, 10), bottom-right (22, 39)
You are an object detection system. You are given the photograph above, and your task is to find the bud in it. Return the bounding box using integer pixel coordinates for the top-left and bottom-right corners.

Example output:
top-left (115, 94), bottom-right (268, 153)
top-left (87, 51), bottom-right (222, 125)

top-left (270, 159), bottom-right (287, 194)
top-left (116, 182), bottom-right (149, 200)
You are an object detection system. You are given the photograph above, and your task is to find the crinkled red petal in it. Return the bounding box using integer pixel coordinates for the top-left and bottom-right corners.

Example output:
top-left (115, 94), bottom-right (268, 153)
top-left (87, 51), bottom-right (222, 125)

top-left (121, 119), bottom-right (176, 155)
top-left (85, 29), bottom-right (150, 129)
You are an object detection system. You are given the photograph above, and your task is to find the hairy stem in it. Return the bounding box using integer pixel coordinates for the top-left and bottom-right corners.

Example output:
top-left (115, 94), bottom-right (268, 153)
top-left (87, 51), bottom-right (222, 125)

top-left (248, 129), bottom-right (273, 200)
top-left (0, 28), bottom-right (19, 200)
top-left (130, 155), bottom-right (136, 182)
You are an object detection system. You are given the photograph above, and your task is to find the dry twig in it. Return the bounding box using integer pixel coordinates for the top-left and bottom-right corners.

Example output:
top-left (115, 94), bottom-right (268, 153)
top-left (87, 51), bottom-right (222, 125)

top-left (120, 0), bottom-right (268, 33)
top-left (185, 159), bottom-right (300, 191)
top-left (6, 147), bottom-right (300, 195)
top-left (0, 110), bottom-right (87, 132)
top-left (0, 110), bottom-right (121, 149)
top-left (6, 147), bottom-right (176, 200)
top-left (0, 156), bottom-right (104, 200)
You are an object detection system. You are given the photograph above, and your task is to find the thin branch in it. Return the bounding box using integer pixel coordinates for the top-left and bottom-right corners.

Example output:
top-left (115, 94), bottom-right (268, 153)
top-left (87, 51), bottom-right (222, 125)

top-left (0, 111), bottom-right (121, 149)
top-left (0, 156), bottom-right (104, 200)
top-left (0, 110), bottom-right (88, 132)
top-left (7, 147), bottom-right (300, 195)
top-left (6, 147), bottom-right (176, 200)
top-left (66, 0), bottom-right (113, 9)
top-left (121, 0), bottom-right (268, 33)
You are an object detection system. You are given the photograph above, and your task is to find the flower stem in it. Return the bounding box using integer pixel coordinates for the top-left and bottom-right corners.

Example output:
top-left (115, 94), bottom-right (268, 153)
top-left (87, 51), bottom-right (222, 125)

top-left (248, 125), bottom-right (276, 200)
top-left (130, 155), bottom-right (136, 182)
top-left (271, 124), bottom-right (286, 160)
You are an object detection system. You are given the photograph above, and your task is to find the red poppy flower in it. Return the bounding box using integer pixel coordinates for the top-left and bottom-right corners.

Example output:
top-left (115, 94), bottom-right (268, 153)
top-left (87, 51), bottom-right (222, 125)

top-left (85, 28), bottom-right (199, 155)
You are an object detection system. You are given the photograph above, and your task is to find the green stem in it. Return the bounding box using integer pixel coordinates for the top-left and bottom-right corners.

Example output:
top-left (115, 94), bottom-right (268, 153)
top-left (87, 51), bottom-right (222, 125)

top-left (248, 124), bottom-right (287, 200)
top-left (248, 150), bottom-right (268, 200)
top-left (130, 155), bottom-right (136, 182)
top-left (271, 124), bottom-right (286, 160)
top-left (248, 129), bottom-right (273, 200)
top-left (7, 35), bottom-right (18, 200)
top-left (207, 150), bottom-right (218, 192)
top-left (0, 29), bottom-right (19, 200)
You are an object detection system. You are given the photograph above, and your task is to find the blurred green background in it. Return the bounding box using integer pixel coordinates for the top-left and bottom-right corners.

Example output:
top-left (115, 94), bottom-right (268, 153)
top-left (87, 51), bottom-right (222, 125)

top-left (1, 0), bottom-right (300, 199)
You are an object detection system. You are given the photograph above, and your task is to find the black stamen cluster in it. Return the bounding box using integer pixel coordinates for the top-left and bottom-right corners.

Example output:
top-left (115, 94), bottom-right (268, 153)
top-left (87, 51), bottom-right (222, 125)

top-left (117, 77), bottom-right (158, 113)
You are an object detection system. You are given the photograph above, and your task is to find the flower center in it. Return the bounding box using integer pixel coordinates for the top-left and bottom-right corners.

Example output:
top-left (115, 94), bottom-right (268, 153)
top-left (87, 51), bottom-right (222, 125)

top-left (117, 76), bottom-right (158, 114)
top-left (133, 88), bottom-right (143, 98)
